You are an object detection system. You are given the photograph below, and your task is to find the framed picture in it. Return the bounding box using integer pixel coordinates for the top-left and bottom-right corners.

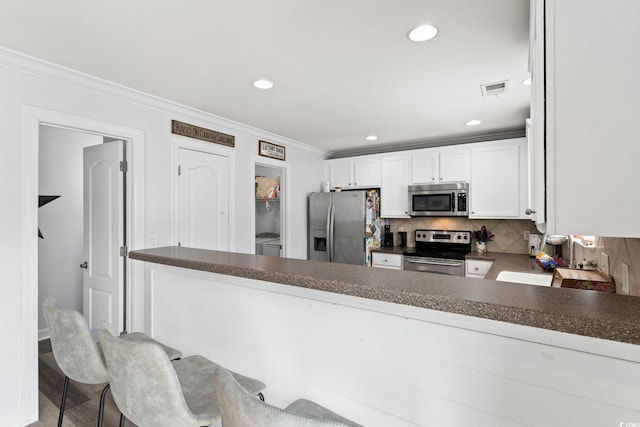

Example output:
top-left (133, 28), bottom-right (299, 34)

top-left (259, 140), bottom-right (286, 161)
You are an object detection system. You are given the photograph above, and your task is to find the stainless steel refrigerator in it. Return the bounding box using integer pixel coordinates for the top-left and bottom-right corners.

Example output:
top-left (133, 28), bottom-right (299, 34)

top-left (308, 190), bottom-right (381, 265)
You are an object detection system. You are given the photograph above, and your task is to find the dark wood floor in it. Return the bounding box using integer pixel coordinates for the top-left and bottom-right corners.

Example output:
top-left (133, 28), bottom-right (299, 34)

top-left (29, 339), bottom-right (135, 427)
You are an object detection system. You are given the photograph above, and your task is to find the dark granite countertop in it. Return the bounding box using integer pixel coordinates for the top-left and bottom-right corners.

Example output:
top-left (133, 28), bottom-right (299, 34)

top-left (129, 246), bottom-right (640, 345)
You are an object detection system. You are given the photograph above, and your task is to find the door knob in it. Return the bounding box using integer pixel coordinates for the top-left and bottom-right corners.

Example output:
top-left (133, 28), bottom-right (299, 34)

top-left (80, 261), bottom-right (88, 269)
top-left (525, 208), bottom-right (536, 215)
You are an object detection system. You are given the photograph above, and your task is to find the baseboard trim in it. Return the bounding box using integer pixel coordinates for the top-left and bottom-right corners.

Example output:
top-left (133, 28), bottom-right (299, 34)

top-left (38, 328), bottom-right (50, 341)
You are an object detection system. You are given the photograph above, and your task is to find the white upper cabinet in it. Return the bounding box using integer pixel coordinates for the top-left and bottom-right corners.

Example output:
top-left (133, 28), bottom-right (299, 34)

top-left (327, 158), bottom-right (352, 189)
top-left (353, 157), bottom-right (381, 188)
top-left (439, 148), bottom-right (470, 182)
top-left (527, 0), bottom-right (546, 233)
top-left (526, 119), bottom-right (546, 231)
top-left (380, 155), bottom-right (410, 218)
top-left (327, 157), bottom-right (380, 189)
top-left (469, 138), bottom-right (528, 219)
top-left (545, 0), bottom-right (640, 237)
top-left (410, 151), bottom-right (438, 184)
top-left (411, 146), bottom-right (470, 184)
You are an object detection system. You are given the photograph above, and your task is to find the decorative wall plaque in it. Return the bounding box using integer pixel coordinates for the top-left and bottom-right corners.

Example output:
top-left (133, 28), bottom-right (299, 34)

top-left (258, 140), bottom-right (286, 161)
top-left (171, 120), bottom-right (235, 147)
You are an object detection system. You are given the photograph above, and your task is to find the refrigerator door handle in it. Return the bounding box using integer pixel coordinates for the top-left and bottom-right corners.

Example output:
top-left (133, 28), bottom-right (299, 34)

top-left (329, 204), bottom-right (336, 262)
top-left (325, 204), bottom-right (332, 262)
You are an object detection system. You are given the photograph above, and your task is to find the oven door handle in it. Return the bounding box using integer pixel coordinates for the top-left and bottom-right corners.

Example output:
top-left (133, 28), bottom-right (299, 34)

top-left (405, 258), bottom-right (464, 267)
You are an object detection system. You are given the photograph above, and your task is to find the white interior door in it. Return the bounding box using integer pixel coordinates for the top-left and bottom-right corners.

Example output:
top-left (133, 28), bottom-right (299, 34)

top-left (178, 148), bottom-right (229, 250)
top-left (83, 141), bottom-right (124, 337)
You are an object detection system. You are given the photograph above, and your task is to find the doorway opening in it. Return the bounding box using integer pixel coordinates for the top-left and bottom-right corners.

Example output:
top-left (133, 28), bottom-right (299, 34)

top-left (21, 107), bottom-right (145, 423)
top-left (38, 125), bottom-right (128, 339)
top-left (254, 163), bottom-right (285, 257)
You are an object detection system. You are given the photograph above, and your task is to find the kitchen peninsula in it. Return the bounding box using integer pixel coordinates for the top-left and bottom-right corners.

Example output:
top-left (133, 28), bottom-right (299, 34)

top-left (130, 246), bottom-right (640, 426)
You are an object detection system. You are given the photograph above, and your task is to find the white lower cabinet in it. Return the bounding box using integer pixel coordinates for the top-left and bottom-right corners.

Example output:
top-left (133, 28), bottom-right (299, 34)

top-left (465, 259), bottom-right (494, 279)
top-left (372, 252), bottom-right (403, 270)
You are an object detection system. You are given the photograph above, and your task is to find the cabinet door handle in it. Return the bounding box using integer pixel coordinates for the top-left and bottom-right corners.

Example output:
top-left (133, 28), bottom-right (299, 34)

top-left (80, 261), bottom-right (88, 269)
top-left (525, 208), bottom-right (536, 215)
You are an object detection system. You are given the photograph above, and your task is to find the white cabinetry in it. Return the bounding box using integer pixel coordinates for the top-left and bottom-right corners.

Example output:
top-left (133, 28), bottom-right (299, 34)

top-left (372, 252), bottom-right (403, 270)
top-left (469, 138), bottom-right (528, 219)
top-left (465, 259), bottom-right (494, 279)
top-left (380, 155), bottom-right (410, 218)
top-left (411, 146), bottom-right (470, 184)
top-left (526, 119), bottom-right (546, 231)
top-left (527, 0), bottom-right (546, 233)
top-left (327, 157), bottom-right (380, 189)
top-left (545, 0), bottom-right (640, 237)
top-left (327, 158), bottom-right (352, 189)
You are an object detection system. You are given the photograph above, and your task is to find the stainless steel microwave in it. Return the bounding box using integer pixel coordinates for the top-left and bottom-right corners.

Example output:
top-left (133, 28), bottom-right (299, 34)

top-left (408, 182), bottom-right (469, 217)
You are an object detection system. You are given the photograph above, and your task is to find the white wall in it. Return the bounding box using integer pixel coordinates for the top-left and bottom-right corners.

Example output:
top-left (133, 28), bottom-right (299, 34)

top-left (0, 48), bottom-right (325, 425)
top-left (38, 126), bottom-right (102, 337)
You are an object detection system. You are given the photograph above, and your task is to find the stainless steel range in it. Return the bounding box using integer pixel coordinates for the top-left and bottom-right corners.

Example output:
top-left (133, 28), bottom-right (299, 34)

top-left (403, 229), bottom-right (472, 276)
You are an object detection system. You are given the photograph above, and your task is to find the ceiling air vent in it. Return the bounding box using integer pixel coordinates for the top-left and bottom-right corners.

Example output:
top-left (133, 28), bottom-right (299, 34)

top-left (480, 80), bottom-right (510, 97)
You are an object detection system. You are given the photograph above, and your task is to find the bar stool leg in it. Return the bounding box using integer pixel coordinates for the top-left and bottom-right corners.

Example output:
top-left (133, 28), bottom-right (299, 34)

top-left (57, 376), bottom-right (70, 427)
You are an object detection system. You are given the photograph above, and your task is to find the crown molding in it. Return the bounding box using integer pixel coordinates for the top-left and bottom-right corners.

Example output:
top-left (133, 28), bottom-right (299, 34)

top-left (0, 46), bottom-right (327, 156)
top-left (327, 129), bottom-right (526, 158)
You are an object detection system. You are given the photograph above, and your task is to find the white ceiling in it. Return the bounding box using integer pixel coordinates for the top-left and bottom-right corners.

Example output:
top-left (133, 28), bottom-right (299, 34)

top-left (0, 0), bottom-right (531, 155)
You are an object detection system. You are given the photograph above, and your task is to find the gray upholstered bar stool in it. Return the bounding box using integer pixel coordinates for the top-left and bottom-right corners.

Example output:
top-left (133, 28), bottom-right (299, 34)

top-left (214, 367), bottom-right (363, 427)
top-left (42, 297), bottom-right (182, 427)
top-left (99, 328), bottom-right (266, 427)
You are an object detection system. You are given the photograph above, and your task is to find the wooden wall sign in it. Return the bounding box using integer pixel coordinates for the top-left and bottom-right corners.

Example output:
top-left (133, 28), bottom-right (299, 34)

top-left (259, 140), bottom-right (286, 161)
top-left (171, 120), bottom-right (235, 147)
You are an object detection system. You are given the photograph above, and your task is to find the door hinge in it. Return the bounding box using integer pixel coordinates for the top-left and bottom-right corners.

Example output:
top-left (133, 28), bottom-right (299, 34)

top-left (178, 165), bottom-right (182, 176)
top-left (120, 245), bottom-right (128, 257)
top-left (120, 160), bottom-right (128, 172)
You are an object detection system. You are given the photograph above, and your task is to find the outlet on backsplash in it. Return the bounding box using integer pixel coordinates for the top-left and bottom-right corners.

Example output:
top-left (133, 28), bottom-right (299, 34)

top-left (601, 253), bottom-right (609, 275)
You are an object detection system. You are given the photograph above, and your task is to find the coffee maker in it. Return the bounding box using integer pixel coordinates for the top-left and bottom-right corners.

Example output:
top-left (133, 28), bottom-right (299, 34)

top-left (382, 225), bottom-right (394, 247)
top-left (398, 231), bottom-right (407, 249)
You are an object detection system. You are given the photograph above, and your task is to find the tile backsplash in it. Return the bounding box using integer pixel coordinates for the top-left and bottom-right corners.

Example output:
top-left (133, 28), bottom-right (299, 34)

top-left (572, 237), bottom-right (640, 296)
top-left (387, 217), bottom-right (640, 297)
top-left (388, 218), bottom-right (539, 255)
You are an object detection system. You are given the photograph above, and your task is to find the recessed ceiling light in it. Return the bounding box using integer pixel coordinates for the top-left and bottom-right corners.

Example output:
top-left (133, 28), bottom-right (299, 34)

top-left (366, 135), bottom-right (378, 141)
top-left (408, 24), bottom-right (439, 42)
top-left (522, 77), bottom-right (532, 86)
top-left (253, 79), bottom-right (274, 89)
top-left (465, 120), bottom-right (482, 127)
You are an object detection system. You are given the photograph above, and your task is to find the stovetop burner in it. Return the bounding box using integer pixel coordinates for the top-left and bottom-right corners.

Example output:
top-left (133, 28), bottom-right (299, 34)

top-left (404, 229), bottom-right (472, 260)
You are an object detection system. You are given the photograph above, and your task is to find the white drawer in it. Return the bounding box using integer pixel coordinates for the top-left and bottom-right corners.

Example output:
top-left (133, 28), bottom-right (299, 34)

top-left (372, 252), bottom-right (403, 269)
top-left (465, 259), bottom-right (494, 278)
